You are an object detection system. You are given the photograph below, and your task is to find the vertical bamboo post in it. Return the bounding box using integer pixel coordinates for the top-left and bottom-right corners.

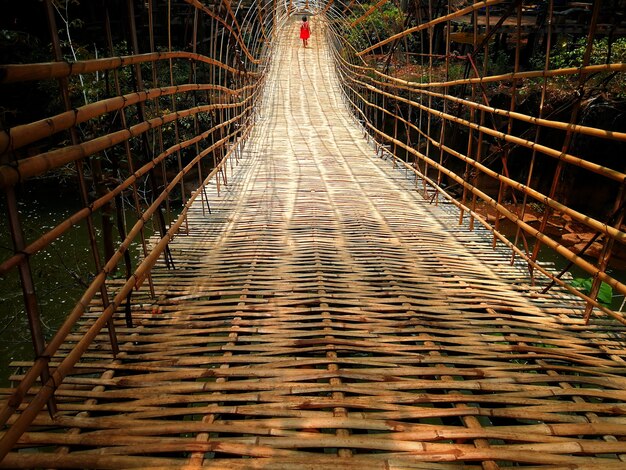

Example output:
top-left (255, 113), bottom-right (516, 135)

top-left (392, 102), bottom-right (399, 166)
top-left (127, 0), bottom-right (175, 270)
top-left (424, 0), bottom-right (434, 196)
top-left (435, 3), bottom-right (451, 206)
top-left (511, 0), bottom-right (554, 277)
top-left (468, 6), bottom-right (489, 232)
top-left (44, 0), bottom-right (119, 356)
top-left (459, 7), bottom-right (477, 226)
top-left (496, 1), bottom-right (524, 250)
top-left (191, 5), bottom-right (210, 216)
top-left (217, 0), bottom-right (228, 190)
top-left (529, 0), bottom-right (602, 276)
top-left (148, 0), bottom-right (173, 223)
top-left (104, 4), bottom-right (156, 299)
top-left (584, 185), bottom-right (626, 322)
top-left (4, 187), bottom-right (57, 416)
top-left (167, 0), bottom-right (189, 229)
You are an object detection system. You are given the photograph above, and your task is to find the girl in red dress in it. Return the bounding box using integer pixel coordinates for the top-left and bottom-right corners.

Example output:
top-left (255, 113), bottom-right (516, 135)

top-left (300, 16), bottom-right (310, 48)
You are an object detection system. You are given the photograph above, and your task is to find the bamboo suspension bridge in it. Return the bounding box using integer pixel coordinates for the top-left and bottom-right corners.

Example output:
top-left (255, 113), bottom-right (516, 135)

top-left (2, 0), bottom-right (626, 468)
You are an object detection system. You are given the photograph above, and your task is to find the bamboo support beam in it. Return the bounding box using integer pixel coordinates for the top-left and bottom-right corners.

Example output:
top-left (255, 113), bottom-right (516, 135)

top-left (0, 52), bottom-right (250, 84)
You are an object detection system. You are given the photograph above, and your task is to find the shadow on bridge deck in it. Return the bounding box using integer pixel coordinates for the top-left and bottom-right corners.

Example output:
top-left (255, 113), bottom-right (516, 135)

top-left (2, 16), bottom-right (626, 470)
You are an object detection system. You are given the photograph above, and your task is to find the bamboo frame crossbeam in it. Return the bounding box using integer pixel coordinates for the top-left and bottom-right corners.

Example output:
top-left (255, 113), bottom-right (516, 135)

top-left (357, 0), bottom-right (505, 56)
top-left (0, 51), bottom-right (249, 84)
top-left (0, 83), bottom-right (253, 155)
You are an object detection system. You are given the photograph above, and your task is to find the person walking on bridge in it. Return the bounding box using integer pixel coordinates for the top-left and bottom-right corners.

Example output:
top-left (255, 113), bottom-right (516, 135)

top-left (300, 16), bottom-right (310, 48)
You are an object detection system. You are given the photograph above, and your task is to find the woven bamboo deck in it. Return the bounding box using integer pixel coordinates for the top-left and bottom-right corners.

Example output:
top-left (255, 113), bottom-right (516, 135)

top-left (3, 20), bottom-right (626, 469)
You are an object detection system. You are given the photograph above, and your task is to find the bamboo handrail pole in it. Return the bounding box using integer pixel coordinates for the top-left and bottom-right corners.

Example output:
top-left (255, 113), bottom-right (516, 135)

top-left (345, 73), bottom-right (626, 186)
top-left (350, 0), bottom-right (389, 28)
top-left (369, 124), bottom-right (626, 303)
top-left (0, 109), bottom-right (251, 430)
top-left (342, 53), bottom-right (626, 92)
top-left (183, 0), bottom-right (261, 65)
top-left (357, 0), bottom-right (505, 56)
top-left (411, 60), bottom-right (626, 87)
top-left (336, 55), bottom-right (626, 143)
top-left (0, 103), bottom-right (249, 276)
top-left (0, 83), bottom-right (249, 156)
top-left (0, 51), bottom-right (251, 84)
top-left (348, 77), bottom-right (626, 250)
top-left (417, 85), bottom-right (626, 142)
top-left (339, 79), bottom-right (626, 302)
top-left (0, 100), bottom-right (249, 189)
top-left (338, 57), bottom-right (626, 142)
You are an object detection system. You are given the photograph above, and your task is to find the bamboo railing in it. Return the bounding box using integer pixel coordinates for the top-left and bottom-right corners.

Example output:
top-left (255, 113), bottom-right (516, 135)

top-left (328, 0), bottom-right (626, 324)
top-left (0, 0), bottom-right (290, 459)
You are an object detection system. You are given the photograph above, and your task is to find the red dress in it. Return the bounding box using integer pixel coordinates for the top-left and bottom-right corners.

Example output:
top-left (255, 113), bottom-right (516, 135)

top-left (300, 22), bottom-right (310, 40)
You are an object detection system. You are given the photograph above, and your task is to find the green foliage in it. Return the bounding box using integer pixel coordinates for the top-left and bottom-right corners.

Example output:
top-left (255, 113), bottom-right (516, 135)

top-left (489, 50), bottom-right (511, 76)
top-left (531, 37), bottom-right (626, 97)
top-left (536, 37), bottom-right (626, 69)
top-left (571, 277), bottom-right (613, 306)
top-left (345, 4), bottom-right (406, 52)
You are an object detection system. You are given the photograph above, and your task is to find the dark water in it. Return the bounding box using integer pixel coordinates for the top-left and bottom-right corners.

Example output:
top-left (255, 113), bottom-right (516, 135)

top-left (0, 183), bottom-right (165, 387)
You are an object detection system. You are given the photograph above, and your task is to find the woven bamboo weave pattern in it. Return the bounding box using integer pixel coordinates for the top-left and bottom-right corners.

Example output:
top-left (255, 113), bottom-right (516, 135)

top-left (2, 19), bottom-right (626, 469)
